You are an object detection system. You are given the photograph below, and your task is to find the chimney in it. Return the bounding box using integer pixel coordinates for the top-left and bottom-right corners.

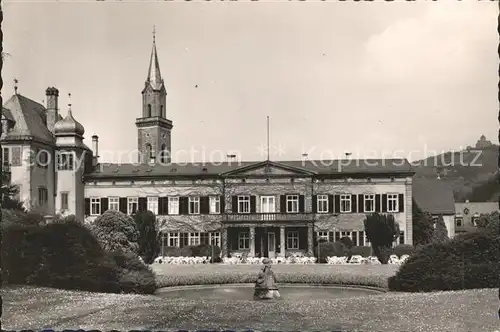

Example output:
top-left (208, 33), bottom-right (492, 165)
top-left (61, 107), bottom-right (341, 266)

top-left (92, 135), bottom-right (99, 166)
top-left (45, 87), bottom-right (59, 134)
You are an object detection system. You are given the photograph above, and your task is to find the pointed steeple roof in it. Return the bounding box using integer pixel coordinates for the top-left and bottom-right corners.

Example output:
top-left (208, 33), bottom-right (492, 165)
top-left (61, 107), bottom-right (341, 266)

top-left (146, 27), bottom-right (164, 91)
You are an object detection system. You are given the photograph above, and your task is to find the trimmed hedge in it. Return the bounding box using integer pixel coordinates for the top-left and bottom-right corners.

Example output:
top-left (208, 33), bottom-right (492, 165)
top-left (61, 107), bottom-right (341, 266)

top-left (1, 209), bottom-right (157, 294)
top-left (388, 230), bottom-right (499, 292)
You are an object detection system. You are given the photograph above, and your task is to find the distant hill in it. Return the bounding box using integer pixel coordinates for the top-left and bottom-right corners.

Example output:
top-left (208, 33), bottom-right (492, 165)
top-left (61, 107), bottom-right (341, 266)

top-left (412, 138), bottom-right (499, 202)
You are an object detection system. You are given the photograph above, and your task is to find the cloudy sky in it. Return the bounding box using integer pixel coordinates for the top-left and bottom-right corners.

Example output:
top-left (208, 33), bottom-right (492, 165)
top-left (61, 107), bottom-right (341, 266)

top-left (3, 1), bottom-right (498, 163)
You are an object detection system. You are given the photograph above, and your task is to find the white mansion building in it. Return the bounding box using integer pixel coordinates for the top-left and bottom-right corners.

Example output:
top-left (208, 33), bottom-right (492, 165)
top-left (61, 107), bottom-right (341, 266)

top-left (2, 35), bottom-right (415, 258)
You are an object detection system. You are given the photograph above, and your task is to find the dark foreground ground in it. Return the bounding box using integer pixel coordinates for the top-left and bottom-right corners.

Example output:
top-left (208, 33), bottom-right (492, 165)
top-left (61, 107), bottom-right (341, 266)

top-left (2, 285), bottom-right (498, 332)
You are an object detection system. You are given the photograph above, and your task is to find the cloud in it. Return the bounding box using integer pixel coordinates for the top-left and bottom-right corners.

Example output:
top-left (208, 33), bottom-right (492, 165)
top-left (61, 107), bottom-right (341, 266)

top-left (358, 1), bottom-right (496, 86)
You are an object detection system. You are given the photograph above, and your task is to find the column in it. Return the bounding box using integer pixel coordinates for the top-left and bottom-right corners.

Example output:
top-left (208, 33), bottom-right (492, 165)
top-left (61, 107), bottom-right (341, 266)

top-left (307, 223), bottom-right (314, 256)
top-left (280, 226), bottom-right (286, 257)
top-left (249, 226), bottom-right (256, 257)
top-left (221, 226), bottom-right (228, 258)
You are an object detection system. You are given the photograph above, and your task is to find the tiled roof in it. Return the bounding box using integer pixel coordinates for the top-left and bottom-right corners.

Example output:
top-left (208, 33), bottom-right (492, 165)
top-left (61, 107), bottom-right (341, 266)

top-left (87, 158), bottom-right (414, 178)
top-left (454, 202), bottom-right (498, 216)
top-left (412, 178), bottom-right (456, 215)
top-left (2, 94), bottom-right (55, 145)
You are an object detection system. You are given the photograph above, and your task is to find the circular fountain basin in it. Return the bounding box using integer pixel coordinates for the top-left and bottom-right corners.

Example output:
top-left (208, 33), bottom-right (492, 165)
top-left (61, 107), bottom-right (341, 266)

top-left (157, 284), bottom-right (385, 301)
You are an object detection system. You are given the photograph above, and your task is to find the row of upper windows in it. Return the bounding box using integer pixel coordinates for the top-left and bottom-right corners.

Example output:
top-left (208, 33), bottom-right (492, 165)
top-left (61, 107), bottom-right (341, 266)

top-left (2, 147), bottom-right (75, 170)
top-left (84, 193), bottom-right (405, 216)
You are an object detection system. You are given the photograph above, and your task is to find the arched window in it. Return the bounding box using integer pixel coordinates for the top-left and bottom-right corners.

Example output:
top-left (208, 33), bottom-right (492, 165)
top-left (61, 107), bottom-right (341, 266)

top-left (145, 144), bottom-right (153, 163)
top-left (147, 104), bottom-right (152, 118)
top-left (160, 144), bottom-right (167, 163)
top-left (160, 105), bottom-right (164, 118)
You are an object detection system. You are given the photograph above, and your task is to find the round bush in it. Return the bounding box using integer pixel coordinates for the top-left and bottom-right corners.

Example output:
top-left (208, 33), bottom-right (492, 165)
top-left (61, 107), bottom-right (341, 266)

top-left (90, 210), bottom-right (139, 255)
top-left (388, 230), bottom-right (499, 292)
top-left (2, 209), bottom-right (157, 294)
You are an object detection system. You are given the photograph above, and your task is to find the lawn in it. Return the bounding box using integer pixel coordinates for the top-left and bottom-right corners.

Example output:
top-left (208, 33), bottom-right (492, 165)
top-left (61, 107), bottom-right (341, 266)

top-left (2, 264), bottom-right (499, 331)
top-left (153, 263), bottom-right (400, 289)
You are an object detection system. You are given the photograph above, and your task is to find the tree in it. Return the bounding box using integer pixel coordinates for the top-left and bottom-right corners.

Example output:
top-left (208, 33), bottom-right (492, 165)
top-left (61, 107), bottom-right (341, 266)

top-left (432, 215), bottom-right (449, 243)
top-left (134, 210), bottom-right (160, 264)
top-left (476, 211), bottom-right (499, 233)
top-left (90, 210), bottom-right (139, 255)
top-left (412, 200), bottom-right (434, 246)
top-left (364, 212), bottom-right (400, 264)
top-left (1, 184), bottom-right (26, 212)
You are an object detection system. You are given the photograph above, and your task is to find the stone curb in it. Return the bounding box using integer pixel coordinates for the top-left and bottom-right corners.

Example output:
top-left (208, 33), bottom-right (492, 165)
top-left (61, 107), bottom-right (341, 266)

top-left (156, 283), bottom-right (387, 294)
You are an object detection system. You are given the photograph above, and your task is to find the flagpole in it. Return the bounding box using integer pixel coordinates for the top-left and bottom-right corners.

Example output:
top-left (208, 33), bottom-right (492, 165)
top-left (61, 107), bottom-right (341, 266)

top-left (267, 116), bottom-right (270, 161)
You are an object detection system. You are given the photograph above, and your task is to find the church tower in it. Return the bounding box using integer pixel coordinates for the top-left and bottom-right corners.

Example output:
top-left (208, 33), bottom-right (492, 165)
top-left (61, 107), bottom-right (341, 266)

top-left (136, 27), bottom-right (173, 164)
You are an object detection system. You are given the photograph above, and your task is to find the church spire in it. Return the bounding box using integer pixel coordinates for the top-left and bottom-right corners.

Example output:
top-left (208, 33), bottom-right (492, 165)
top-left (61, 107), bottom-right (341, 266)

top-left (146, 25), bottom-right (163, 90)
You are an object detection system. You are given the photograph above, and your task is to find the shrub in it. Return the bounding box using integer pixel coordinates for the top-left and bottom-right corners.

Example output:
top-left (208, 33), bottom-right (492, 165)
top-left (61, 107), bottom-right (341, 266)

top-left (388, 231), bottom-right (499, 292)
top-left (316, 242), bottom-right (346, 263)
top-left (1, 209), bottom-right (157, 294)
top-left (339, 236), bottom-right (354, 249)
top-left (412, 200), bottom-right (435, 246)
top-left (161, 246), bottom-right (193, 257)
top-left (350, 246), bottom-right (372, 257)
top-left (364, 213), bottom-right (400, 264)
top-left (134, 211), bottom-right (160, 264)
top-left (90, 210), bottom-right (139, 255)
top-left (190, 244), bottom-right (221, 258)
top-left (107, 250), bottom-right (157, 294)
top-left (432, 215), bottom-right (449, 243)
top-left (392, 244), bottom-right (414, 257)
top-left (476, 211), bottom-right (499, 233)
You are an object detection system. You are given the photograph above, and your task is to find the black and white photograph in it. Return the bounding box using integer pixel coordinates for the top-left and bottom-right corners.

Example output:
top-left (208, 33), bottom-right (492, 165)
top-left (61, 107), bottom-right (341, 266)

top-left (1, 0), bottom-right (499, 331)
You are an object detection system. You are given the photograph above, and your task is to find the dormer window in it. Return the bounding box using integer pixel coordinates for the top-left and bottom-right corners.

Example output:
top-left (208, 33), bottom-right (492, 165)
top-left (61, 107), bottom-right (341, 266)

top-left (147, 104), bottom-right (152, 117)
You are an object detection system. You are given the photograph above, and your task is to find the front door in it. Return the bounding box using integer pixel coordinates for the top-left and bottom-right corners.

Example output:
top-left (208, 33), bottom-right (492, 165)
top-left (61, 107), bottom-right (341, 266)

top-left (268, 232), bottom-right (276, 258)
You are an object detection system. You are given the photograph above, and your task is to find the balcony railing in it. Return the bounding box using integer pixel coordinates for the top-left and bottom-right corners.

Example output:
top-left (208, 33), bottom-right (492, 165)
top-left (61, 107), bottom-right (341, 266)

top-left (223, 212), bottom-right (315, 223)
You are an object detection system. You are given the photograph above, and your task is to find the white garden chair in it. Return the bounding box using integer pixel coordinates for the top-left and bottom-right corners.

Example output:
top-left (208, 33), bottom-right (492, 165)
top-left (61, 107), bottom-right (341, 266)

top-left (348, 255), bottom-right (363, 264)
top-left (388, 255), bottom-right (400, 265)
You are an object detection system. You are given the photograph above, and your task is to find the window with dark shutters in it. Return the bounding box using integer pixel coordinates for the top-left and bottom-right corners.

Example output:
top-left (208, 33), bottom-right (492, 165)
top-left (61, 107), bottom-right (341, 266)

top-left (84, 198), bottom-right (90, 216)
top-left (351, 195), bottom-right (357, 213)
top-left (200, 196), bottom-right (210, 214)
top-left (158, 197), bottom-right (164, 215)
top-left (381, 194), bottom-right (388, 213)
top-left (139, 197), bottom-right (147, 212)
top-left (358, 194), bottom-right (364, 213)
top-left (220, 195), bottom-right (225, 213)
top-left (328, 195), bottom-right (334, 213)
top-left (161, 197), bottom-right (169, 215)
top-left (250, 196), bottom-right (256, 213)
top-left (299, 195), bottom-right (305, 213)
top-left (180, 197), bottom-right (189, 214)
top-left (280, 195), bottom-right (286, 212)
top-left (398, 194), bottom-right (405, 212)
top-left (375, 194), bottom-right (381, 213)
top-left (312, 195), bottom-right (317, 213)
top-left (334, 195), bottom-right (340, 214)
top-left (101, 197), bottom-right (109, 213)
top-left (119, 197), bottom-right (128, 213)
top-left (232, 196), bottom-right (238, 213)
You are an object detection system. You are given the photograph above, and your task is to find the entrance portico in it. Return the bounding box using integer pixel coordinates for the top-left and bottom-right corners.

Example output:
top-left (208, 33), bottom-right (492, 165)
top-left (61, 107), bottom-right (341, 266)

top-left (221, 222), bottom-right (314, 258)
